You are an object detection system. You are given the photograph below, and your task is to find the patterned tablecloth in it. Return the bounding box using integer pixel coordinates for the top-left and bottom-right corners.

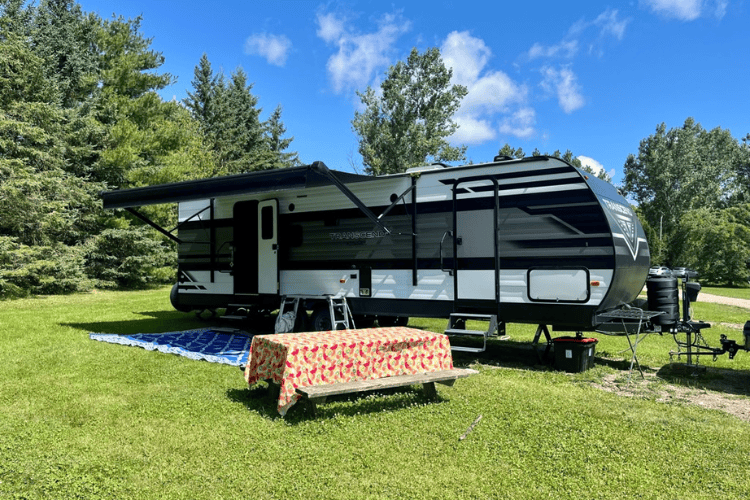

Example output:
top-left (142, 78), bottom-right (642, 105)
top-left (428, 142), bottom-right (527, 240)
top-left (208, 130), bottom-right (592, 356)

top-left (243, 327), bottom-right (454, 415)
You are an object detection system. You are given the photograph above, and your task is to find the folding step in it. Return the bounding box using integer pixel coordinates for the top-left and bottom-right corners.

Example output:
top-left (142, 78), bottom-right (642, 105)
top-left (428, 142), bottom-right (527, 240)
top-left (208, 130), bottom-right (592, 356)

top-left (445, 313), bottom-right (501, 353)
top-left (221, 315), bottom-right (249, 321)
top-left (211, 327), bottom-right (245, 334)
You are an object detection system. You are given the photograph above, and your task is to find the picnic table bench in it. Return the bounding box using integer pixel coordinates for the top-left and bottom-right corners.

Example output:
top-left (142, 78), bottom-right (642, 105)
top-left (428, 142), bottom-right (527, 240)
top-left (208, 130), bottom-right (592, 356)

top-left (294, 368), bottom-right (479, 415)
top-left (243, 327), bottom-right (473, 416)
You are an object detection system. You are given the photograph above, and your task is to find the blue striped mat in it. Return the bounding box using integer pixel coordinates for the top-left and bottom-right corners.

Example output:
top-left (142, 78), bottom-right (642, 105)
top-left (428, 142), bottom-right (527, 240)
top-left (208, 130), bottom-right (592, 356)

top-left (89, 328), bottom-right (252, 366)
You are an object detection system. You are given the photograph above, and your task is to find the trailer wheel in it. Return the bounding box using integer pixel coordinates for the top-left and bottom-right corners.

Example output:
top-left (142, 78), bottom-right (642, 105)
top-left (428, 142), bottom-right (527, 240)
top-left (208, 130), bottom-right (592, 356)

top-left (170, 283), bottom-right (193, 313)
top-left (310, 305), bottom-right (345, 331)
top-left (377, 316), bottom-right (408, 327)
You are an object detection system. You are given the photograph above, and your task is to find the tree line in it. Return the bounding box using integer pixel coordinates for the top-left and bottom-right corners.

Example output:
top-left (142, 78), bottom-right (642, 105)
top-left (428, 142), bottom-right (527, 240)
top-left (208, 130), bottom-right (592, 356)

top-left (2, 0), bottom-right (749, 299)
top-left (0, 0), bottom-right (298, 298)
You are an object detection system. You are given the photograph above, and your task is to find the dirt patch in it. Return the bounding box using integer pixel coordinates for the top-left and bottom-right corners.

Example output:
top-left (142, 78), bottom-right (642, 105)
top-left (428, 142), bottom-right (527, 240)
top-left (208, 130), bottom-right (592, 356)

top-left (590, 364), bottom-right (750, 422)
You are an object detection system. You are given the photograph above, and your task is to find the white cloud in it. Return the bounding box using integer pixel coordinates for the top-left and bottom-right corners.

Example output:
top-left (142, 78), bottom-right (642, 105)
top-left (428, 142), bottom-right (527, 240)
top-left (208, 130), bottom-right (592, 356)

top-left (316, 12), bottom-right (345, 43)
top-left (592, 9), bottom-right (630, 40)
top-left (316, 11), bottom-right (410, 94)
top-left (541, 66), bottom-right (585, 114)
top-left (244, 33), bottom-right (292, 67)
top-left (579, 155), bottom-right (617, 179)
top-left (641, 0), bottom-right (728, 20)
top-left (527, 40), bottom-right (579, 60)
top-left (441, 31), bottom-right (532, 142)
top-left (498, 107), bottom-right (536, 139)
top-left (529, 9), bottom-right (628, 61)
top-left (441, 30), bottom-right (491, 85)
top-left (451, 116), bottom-right (496, 144)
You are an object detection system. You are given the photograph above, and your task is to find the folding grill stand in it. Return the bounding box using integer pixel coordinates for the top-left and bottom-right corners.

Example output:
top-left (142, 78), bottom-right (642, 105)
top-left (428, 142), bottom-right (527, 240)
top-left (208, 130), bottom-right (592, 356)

top-left (597, 306), bottom-right (665, 380)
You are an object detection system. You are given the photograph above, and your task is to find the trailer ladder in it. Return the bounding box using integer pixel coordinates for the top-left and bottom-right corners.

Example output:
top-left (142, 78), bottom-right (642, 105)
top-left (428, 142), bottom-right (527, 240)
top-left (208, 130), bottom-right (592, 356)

top-left (327, 296), bottom-right (355, 330)
top-left (445, 313), bottom-right (503, 353)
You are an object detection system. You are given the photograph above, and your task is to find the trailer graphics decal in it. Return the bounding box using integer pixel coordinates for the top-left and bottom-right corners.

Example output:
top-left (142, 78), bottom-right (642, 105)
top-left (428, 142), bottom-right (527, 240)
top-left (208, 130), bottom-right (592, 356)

top-left (602, 198), bottom-right (639, 260)
top-left (329, 230), bottom-right (387, 241)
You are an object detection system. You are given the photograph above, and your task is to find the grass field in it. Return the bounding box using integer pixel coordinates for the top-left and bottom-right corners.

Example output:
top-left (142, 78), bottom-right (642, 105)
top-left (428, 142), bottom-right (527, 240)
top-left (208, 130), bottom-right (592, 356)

top-left (2, 287), bottom-right (750, 499)
top-left (701, 286), bottom-right (750, 300)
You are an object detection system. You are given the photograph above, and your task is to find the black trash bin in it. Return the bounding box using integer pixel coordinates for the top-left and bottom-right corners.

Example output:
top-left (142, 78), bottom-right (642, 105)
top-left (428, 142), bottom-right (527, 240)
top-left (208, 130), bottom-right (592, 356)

top-left (553, 336), bottom-right (598, 373)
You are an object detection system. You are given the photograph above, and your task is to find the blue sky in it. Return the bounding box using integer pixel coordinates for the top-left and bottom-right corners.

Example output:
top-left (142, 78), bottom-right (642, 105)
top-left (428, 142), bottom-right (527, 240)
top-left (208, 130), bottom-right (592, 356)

top-left (77, 0), bottom-right (749, 185)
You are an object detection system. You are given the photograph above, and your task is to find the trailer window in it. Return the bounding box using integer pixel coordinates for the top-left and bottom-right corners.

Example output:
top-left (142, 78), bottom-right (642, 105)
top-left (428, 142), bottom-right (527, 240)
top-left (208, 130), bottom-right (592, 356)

top-left (528, 268), bottom-right (590, 303)
top-left (261, 206), bottom-right (274, 240)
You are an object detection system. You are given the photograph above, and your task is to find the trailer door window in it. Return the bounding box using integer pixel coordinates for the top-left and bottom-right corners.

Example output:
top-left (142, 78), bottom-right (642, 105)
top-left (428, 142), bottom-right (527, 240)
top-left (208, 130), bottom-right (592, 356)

top-left (261, 205), bottom-right (274, 240)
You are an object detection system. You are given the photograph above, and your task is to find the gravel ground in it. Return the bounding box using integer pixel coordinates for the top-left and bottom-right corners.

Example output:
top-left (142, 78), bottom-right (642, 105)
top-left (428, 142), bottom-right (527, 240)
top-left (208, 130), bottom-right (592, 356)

top-left (697, 292), bottom-right (750, 310)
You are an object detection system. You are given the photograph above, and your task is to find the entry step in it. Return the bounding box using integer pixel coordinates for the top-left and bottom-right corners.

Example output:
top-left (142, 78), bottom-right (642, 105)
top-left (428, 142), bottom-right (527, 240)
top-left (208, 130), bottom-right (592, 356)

top-left (450, 345), bottom-right (487, 353)
top-left (445, 313), bottom-right (502, 354)
top-left (211, 327), bottom-right (246, 334)
top-left (444, 329), bottom-right (489, 336)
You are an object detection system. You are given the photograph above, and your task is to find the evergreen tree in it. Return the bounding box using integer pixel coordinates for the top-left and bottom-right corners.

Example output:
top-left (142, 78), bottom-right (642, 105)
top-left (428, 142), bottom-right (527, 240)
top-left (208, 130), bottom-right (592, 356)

top-left (183, 53), bottom-right (217, 131)
top-left (184, 55), bottom-right (298, 175)
top-left (497, 143), bottom-right (525, 159)
top-left (30, 0), bottom-right (99, 107)
top-left (264, 105), bottom-right (299, 168)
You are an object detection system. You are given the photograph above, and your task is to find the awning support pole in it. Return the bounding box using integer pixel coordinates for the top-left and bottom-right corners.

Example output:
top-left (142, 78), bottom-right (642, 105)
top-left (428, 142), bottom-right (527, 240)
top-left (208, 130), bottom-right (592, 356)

top-left (125, 208), bottom-right (183, 244)
top-left (311, 162), bottom-right (391, 235)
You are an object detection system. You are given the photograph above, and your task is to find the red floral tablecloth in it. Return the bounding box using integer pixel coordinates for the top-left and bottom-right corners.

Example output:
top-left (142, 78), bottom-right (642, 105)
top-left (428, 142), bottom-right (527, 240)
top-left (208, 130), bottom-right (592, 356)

top-left (243, 327), bottom-right (454, 415)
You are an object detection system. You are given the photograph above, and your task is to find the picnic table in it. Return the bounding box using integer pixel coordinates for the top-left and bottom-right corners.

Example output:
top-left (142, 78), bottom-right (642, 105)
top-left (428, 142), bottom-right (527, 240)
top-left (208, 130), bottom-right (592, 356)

top-left (243, 327), bottom-right (470, 415)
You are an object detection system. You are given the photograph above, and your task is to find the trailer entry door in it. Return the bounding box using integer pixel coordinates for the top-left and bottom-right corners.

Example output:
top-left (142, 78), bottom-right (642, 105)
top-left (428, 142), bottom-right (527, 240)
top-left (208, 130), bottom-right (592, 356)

top-left (258, 199), bottom-right (279, 294)
top-left (453, 178), bottom-right (500, 312)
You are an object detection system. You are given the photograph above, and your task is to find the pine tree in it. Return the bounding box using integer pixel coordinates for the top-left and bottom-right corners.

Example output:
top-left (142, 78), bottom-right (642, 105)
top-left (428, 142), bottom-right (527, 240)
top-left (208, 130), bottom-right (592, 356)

top-left (264, 105), bottom-right (299, 168)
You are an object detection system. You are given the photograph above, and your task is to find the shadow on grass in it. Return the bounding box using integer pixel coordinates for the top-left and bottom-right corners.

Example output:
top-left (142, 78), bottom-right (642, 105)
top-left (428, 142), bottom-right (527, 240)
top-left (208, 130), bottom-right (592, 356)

top-left (63, 310), bottom-right (275, 336)
top-left (63, 310), bottom-right (204, 335)
top-left (226, 383), bottom-right (449, 423)
top-left (655, 363), bottom-right (750, 398)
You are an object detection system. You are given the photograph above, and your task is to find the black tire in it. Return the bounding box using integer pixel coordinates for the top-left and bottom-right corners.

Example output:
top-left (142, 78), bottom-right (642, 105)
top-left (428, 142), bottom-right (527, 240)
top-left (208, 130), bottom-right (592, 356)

top-left (310, 306), bottom-right (334, 331)
top-left (170, 283), bottom-right (193, 313)
top-left (377, 316), bottom-right (409, 327)
top-left (353, 315), bottom-right (376, 328)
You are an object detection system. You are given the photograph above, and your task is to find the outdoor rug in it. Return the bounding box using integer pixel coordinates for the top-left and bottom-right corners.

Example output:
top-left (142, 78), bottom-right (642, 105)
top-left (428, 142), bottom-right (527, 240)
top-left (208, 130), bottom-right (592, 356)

top-left (89, 328), bottom-right (252, 366)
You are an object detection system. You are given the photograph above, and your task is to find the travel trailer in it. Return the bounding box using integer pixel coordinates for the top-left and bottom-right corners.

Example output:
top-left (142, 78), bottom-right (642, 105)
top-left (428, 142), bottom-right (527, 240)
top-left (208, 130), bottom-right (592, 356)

top-left (101, 156), bottom-right (651, 336)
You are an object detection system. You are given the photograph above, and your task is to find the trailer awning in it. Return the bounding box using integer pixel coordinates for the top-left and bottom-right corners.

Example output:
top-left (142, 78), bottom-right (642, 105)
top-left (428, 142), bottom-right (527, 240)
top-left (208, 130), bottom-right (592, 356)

top-left (101, 161), bottom-right (392, 234)
top-left (100, 161), bottom-right (371, 209)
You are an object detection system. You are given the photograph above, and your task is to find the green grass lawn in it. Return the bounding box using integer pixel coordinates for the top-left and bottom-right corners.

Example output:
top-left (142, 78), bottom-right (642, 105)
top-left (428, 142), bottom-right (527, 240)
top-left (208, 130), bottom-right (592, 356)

top-left (2, 288), bottom-right (750, 499)
top-left (701, 286), bottom-right (750, 300)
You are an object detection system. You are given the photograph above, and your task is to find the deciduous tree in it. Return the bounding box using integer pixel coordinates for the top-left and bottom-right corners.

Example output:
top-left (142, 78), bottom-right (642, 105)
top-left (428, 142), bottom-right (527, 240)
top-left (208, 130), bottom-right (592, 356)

top-left (352, 47), bottom-right (468, 175)
top-left (622, 118), bottom-right (747, 241)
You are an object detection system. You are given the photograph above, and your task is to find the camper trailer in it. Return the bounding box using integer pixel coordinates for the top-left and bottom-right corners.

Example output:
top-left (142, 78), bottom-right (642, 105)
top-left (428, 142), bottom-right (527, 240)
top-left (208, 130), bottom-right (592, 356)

top-left (101, 156), bottom-right (650, 335)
